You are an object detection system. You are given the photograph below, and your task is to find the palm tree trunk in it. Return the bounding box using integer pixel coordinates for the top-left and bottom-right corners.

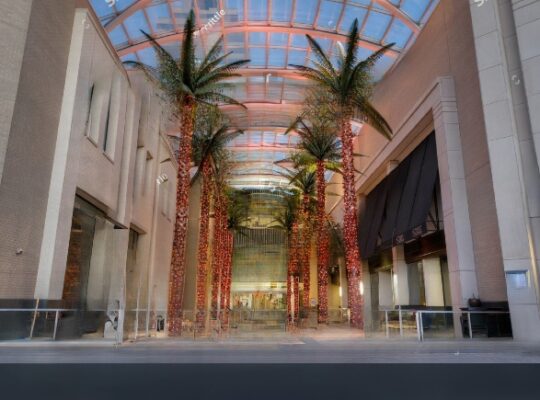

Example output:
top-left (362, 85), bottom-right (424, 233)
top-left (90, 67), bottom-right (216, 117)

top-left (211, 193), bottom-right (224, 319)
top-left (195, 161), bottom-right (211, 330)
top-left (287, 234), bottom-right (293, 324)
top-left (340, 117), bottom-right (363, 329)
top-left (219, 193), bottom-right (230, 328)
top-left (300, 196), bottom-right (312, 311)
top-left (220, 231), bottom-right (233, 330)
top-left (287, 221), bottom-right (299, 325)
top-left (316, 161), bottom-right (329, 324)
top-left (167, 101), bottom-right (196, 336)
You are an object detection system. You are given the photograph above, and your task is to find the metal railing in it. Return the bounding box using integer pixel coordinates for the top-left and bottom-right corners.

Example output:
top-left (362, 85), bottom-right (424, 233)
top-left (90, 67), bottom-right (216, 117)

top-left (373, 308), bottom-right (512, 341)
top-left (0, 304), bottom-right (122, 344)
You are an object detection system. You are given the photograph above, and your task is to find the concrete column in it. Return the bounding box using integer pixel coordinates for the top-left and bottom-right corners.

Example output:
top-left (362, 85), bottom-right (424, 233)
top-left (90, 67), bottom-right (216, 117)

top-left (378, 270), bottom-right (393, 308)
top-left (339, 258), bottom-right (348, 309)
top-left (34, 9), bottom-right (89, 299)
top-left (108, 228), bottom-right (129, 341)
top-left (392, 245), bottom-right (409, 306)
top-left (361, 259), bottom-right (372, 329)
top-left (357, 194), bottom-right (369, 320)
top-left (512, 0), bottom-right (540, 177)
top-left (422, 257), bottom-right (445, 307)
top-left (433, 77), bottom-right (479, 312)
top-left (470, 0), bottom-right (540, 339)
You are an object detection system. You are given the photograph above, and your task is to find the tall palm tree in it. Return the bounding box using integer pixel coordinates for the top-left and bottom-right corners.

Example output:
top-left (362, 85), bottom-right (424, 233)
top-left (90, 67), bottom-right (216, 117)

top-left (220, 189), bottom-right (249, 329)
top-left (290, 20), bottom-right (393, 328)
top-left (284, 168), bottom-right (316, 312)
top-left (270, 193), bottom-right (300, 325)
top-left (210, 155), bottom-right (232, 321)
top-left (287, 118), bottom-right (343, 323)
top-left (191, 106), bottom-right (242, 330)
top-left (124, 11), bottom-right (249, 335)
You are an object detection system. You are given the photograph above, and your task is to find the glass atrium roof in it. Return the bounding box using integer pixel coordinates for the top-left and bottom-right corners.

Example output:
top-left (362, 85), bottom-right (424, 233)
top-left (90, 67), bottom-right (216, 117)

top-left (89, 0), bottom-right (439, 188)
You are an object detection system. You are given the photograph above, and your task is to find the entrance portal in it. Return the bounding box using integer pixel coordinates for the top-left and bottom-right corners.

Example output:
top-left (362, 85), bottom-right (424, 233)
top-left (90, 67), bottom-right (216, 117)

top-left (230, 227), bottom-right (287, 332)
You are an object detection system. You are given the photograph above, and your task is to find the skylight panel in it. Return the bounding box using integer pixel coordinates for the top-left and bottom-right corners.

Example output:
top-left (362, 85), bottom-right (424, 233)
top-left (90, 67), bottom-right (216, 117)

top-left (162, 41), bottom-right (180, 59)
top-left (266, 82), bottom-right (283, 101)
top-left (316, 38), bottom-right (332, 52)
top-left (249, 47), bottom-right (266, 68)
top-left (226, 32), bottom-right (244, 47)
top-left (108, 26), bottom-right (128, 47)
top-left (170, 0), bottom-right (194, 27)
top-left (276, 135), bottom-right (289, 146)
top-left (227, 47), bottom-right (248, 62)
top-left (384, 19), bottom-right (413, 49)
top-left (349, 0), bottom-right (371, 6)
top-left (268, 48), bottom-right (287, 68)
top-left (249, 32), bottom-right (267, 45)
top-left (224, 0), bottom-right (244, 23)
top-left (400, 0), bottom-right (431, 23)
top-left (371, 54), bottom-right (394, 80)
top-left (339, 5), bottom-right (368, 34)
top-left (271, 0), bottom-right (293, 22)
top-left (116, 0), bottom-right (138, 13)
top-left (120, 53), bottom-right (138, 64)
top-left (90, 0), bottom-right (116, 19)
top-left (270, 33), bottom-right (289, 47)
top-left (124, 10), bottom-right (150, 40)
top-left (234, 134), bottom-right (249, 146)
top-left (290, 34), bottom-right (308, 49)
top-left (248, 0), bottom-right (268, 21)
top-left (146, 3), bottom-right (173, 33)
top-left (288, 135), bottom-right (301, 145)
top-left (250, 131), bottom-right (263, 144)
top-left (234, 151), bottom-right (250, 162)
top-left (288, 50), bottom-right (307, 66)
top-left (198, 0), bottom-right (220, 19)
top-left (294, 0), bottom-right (318, 25)
top-left (268, 76), bottom-right (284, 85)
top-left (274, 152), bottom-right (287, 161)
top-left (361, 10), bottom-right (392, 41)
top-left (137, 47), bottom-right (158, 68)
top-left (316, 1), bottom-right (343, 31)
top-left (263, 132), bottom-right (276, 145)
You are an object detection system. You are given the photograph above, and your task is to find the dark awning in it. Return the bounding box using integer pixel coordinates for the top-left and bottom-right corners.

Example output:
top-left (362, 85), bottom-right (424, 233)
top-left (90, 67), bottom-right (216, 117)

top-left (358, 133), bottom-right (438, 259)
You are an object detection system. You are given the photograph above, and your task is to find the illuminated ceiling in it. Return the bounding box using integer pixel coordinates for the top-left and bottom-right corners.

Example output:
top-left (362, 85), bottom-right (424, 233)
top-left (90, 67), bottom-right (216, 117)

top-left (89, 0), bottom-right (439, 189)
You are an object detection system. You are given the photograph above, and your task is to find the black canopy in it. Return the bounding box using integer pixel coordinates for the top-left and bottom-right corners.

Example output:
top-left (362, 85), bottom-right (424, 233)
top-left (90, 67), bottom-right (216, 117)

top-left (358, 133), bottom-right (438, 258)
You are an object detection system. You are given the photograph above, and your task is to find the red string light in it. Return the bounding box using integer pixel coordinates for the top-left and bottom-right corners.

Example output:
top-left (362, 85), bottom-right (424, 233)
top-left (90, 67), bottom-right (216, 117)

top-left (340, 118), bottom-right (363, 329)
top-left (195, 161), bottom-right (211, 330)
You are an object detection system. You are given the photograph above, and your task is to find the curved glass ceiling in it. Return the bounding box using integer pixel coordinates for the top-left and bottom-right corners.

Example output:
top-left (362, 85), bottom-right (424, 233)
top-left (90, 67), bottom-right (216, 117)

top-left (89, 0), bottom-right (439, 188)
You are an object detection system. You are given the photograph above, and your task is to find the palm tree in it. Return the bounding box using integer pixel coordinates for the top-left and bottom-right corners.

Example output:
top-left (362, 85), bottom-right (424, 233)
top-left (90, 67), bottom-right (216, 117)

top-left (191, 106), bottom-right (242, 330)
top-left (270, 193), bottom-right (300, 325)
top-left (290, 20), bottom-right (393, 328)
top-left (284, 168), bottom-right (316, 313)
top-left (124, 11), bottom-right (249, 335)
top-left (210, 155), bottom-right (232, 322)
top-left (287, 118), bottom-right (343, 323)
top-left (220, 189), bottom-right (249, 329)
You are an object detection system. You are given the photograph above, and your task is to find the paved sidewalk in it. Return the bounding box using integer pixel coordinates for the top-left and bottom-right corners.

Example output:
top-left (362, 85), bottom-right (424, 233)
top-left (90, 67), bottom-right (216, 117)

top-left (1, 334), bottom-right (539, 363)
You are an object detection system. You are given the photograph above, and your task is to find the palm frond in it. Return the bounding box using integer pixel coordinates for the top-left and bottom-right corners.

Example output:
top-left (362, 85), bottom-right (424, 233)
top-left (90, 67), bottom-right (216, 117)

top-left (180, 10), bottom-right (196, 90)
top-left (355, 99), bottom-right (393, 140)
top-left (306, 34), bottom-right (335, 75)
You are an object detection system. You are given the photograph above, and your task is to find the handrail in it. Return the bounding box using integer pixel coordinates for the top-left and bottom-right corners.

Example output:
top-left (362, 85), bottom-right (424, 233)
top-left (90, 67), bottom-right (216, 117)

top-left (377, 308), bottom-right (511, 341)
top-left (0, 308), bottom-right (122, 344)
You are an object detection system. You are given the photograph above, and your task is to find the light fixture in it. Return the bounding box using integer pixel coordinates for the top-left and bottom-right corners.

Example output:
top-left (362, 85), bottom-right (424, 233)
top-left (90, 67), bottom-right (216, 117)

top-left (338, 286), bottom-right (342, 297)
top-left (156, 174), bottom-right (168, 185)
top-left (359, 281), bottom-right (364, 296)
